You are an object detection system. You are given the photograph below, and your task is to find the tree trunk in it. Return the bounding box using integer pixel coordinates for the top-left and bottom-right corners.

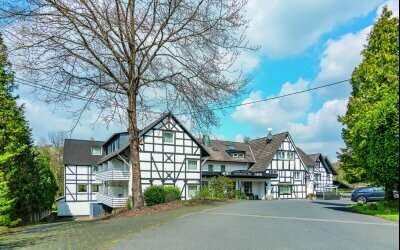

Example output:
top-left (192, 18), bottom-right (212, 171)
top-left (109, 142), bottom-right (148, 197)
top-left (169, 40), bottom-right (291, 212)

top-left (127, 91), bottom-right (144, 209)
top-left (384, 186), bottom-right (394, 201)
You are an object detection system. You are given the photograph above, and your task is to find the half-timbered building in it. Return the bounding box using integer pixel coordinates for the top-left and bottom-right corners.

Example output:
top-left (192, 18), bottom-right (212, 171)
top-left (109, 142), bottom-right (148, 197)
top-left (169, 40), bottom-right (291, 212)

top-left (57, 139), bottom-right (104, 216)
top-left (58, 112), bottom-right (337, 216)
top-left (58, 112), bottom-right (209, 216)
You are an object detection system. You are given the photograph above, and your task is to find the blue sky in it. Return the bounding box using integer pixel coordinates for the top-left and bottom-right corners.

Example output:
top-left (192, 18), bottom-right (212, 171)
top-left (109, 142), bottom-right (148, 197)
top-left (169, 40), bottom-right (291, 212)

top-left (13, 0), bottom-right (399, 161)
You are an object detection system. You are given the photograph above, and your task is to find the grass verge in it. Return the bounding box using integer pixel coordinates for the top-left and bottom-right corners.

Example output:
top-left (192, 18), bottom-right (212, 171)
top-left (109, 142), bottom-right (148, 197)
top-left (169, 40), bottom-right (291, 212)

top-left (348, 201), bottom-right (399, 221)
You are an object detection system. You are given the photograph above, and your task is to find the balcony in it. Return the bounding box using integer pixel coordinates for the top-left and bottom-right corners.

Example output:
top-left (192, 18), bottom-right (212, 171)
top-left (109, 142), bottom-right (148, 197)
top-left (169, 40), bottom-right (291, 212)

top-left (96, 159), bottom-right (130, 181)
top-left (97, 185), bottom-right (129, 208)
top-left (96, 194), bottom-right (128, 208)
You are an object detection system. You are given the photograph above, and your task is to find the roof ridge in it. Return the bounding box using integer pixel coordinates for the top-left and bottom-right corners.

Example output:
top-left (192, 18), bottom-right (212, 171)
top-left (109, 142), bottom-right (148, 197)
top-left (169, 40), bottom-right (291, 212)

top-left (65, 138), bottom-right (104, 143)
top-left (249, 131), bottom-right (288, 142)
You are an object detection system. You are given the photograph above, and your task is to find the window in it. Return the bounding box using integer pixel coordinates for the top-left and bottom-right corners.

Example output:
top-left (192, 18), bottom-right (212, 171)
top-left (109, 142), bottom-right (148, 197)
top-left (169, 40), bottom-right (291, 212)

top-left (279, 185), bottom-right (292, 195)
top-left (188, 185), bottom-right (198, 198)
top-left (231, 152), bottom-right (245, 158)
top-left (208, 165), bottom-right (214, 172)
top-left (232, 181), bottom-right (236, 190)
top-left (294, 171), bottom-right (301, 180)
top-left (315, 173), bottom-right (321, 181)
top-left (91, 184), bottom-right (100, 193)
top-left (92, 165), bottom-right (98, 173)
top-left (287, 152), bottom-right (294, 160)
top-left (78, 184), bottom-right (87, 192)
top-left (91, 146), bottom-right (102, 155)
top-left (187, 160), bottom-right (198, 171)
top-left (163, 131), bottom-right (174, 144)
top-left (277, 151), bottom-right (285, 159)
top-left (221, 165), bottom-right (226, 172)
top-left (243, 181), bottom-right (252, 194)
top-left (270, 170), bottom-right (278, 176)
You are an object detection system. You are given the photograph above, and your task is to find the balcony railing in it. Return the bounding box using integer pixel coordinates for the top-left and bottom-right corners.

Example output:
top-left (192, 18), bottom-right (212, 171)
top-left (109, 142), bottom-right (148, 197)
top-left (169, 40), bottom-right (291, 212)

top-left (96, 169), bottom-right (129, 181)
top-left (96, 194), bottom-right (128, 208)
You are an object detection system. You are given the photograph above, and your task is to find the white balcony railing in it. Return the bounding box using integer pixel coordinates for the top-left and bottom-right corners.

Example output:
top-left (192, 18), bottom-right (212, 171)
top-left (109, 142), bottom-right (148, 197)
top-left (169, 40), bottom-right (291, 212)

top-left (96, 169), bottom-right (129, 181)
top-left (95, 159), bottom-right (130, 181)
top-left (96, 194), bottom-right (128, 208)
top-left (96, 185), bottom-right (129, 208)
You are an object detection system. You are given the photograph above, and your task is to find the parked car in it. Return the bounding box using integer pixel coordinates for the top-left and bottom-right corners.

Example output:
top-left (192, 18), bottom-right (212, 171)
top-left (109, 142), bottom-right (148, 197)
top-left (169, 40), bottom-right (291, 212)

top-left (351, 187), bottom-right (399, 203)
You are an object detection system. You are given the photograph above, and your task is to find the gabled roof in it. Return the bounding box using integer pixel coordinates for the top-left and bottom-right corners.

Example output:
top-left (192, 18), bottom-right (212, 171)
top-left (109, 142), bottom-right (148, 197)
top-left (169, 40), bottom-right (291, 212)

top-left (308, 153), bottom-right (320, 163)
top-left (296, 147), bottom-right (317, 167)
top-left (64, 139), bottom-right (104, 165)
top-left (247, 132), bottom-right (288, 172)
top-left (321, 156), bottom-right (337, 175)
top-left (308, 153), bottom-right (337, 175)
top-left (204, 140), bottom-right (255, 164)
top-left (97, 112), bottom-right (209, 164)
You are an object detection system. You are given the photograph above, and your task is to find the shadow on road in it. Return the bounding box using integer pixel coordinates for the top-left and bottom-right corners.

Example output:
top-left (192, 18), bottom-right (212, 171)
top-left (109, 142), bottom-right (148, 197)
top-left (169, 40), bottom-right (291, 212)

top-left (312, 200), bottom-right (361, 215)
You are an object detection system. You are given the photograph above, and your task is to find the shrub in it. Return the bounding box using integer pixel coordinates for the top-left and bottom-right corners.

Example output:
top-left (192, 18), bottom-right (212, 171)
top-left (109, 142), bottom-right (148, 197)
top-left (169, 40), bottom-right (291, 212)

top-left (164, 186), bottom-right (181, 202)
top-left (209, 176), bottom-right (234, 198)
top-left (125, 196), bottom-right (132, 210)
top-left (143, 186), bottom-right (166, 206)
top-left (235, 190), bottom-right (247, 200)
top-left (193, 187), bottom-right (211, 200)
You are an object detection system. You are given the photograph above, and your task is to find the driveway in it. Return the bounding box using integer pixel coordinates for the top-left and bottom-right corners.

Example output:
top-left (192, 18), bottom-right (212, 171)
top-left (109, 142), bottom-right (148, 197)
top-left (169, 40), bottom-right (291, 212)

top-left (112, 199), bottom-right (399, 250)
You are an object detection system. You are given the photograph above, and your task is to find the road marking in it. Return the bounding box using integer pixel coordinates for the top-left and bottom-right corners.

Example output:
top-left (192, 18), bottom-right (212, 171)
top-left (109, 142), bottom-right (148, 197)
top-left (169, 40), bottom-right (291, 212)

top-left (202, 211), bottom-right (399, 226)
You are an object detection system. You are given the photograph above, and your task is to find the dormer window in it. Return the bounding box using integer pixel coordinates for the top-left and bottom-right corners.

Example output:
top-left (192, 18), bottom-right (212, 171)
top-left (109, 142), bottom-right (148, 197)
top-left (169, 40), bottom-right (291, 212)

top-left (91, 146), bottom-right (102, 155)
top-left (231, 152), bottom-right (245, 158)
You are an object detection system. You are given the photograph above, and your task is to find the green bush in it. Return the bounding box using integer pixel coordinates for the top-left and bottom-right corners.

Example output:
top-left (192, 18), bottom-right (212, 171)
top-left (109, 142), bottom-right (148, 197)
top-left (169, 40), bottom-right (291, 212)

top-left (143, 186), bottom-right (167, 206)
top-left (209, 176), bottom-right (234, 198)
top-left (193, 187), bottom-right (211, 200)
top-left (125, 196), bottom-right (132, 210)
top-left (234, 190), bottom-right (247, 200)
top-left (164, 186), bottom-right (181, 202)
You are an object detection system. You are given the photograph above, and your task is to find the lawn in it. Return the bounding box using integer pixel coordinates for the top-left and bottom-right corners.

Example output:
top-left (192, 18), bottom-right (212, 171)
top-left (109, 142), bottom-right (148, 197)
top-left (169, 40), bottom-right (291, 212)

top-left (348, 201), bottom-right (399, 221)
top-left (0, 202), bottom-right (219, 250)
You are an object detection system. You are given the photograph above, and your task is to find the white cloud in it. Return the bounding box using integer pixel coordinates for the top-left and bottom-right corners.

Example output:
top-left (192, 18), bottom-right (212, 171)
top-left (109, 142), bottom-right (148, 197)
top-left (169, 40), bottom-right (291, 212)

top-left (232, 78), bottom-right (311, 132)
top-left (235, 134), bottom-right (245, 142)
top-left (245, 0), bottom-right (380, 58)
top-left (17, 98), bottom-right (126, 143)
top-left (289, 99), bottom-right (348, 160)
top-left (377, 0), bottom-right (399, 17)
top-left (313, 26), bottom-right (372, 99)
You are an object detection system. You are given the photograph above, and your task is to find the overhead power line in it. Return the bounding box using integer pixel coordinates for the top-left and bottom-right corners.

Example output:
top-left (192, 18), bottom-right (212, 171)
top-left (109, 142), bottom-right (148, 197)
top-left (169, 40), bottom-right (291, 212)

top-left (15, 77), bottom-right (350, 114)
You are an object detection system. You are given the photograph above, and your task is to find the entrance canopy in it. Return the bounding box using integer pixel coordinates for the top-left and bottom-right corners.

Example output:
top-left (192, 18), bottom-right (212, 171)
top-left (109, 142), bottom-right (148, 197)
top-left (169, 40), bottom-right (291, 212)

top-left (202, 170), bottom-right (277, 179)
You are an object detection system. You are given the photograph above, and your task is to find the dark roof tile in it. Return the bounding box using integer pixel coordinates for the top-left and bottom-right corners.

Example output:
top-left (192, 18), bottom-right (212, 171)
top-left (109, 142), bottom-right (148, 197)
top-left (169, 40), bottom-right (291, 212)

top-left (248, 132), bottom-right (288, 172)
top-left (63, 139), bottom-right (104, 165)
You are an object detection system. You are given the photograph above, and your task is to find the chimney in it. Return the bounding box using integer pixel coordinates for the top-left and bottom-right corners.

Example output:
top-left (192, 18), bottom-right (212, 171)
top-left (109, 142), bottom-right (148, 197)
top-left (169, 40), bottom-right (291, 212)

top-left (266, 128), bottom-right (273, 142)
top-left (202, 134), bottom-right (210, 147)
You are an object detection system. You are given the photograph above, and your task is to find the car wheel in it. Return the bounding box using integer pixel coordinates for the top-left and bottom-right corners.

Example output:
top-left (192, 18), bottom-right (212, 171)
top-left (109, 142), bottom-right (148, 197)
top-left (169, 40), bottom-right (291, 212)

top-left (357, 196), bottom-right (367, 204)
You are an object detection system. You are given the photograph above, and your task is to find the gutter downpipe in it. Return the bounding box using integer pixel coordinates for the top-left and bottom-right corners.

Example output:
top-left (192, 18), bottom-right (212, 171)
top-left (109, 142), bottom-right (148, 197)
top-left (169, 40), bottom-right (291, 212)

top-left (200, 157), bottom-right (209, 188)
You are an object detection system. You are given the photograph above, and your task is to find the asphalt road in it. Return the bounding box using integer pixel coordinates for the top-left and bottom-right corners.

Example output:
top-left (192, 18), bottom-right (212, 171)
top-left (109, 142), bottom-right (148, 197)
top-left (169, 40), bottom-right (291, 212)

top-left (112, 199), bottom-right (399, 250)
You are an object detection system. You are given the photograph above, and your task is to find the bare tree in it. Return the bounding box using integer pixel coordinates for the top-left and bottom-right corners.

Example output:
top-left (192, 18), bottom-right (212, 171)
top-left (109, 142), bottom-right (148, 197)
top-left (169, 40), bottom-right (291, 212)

top-left (48, 131), bottom-right (67, 196)
top-left (1, 0), bottom-right (255, 208)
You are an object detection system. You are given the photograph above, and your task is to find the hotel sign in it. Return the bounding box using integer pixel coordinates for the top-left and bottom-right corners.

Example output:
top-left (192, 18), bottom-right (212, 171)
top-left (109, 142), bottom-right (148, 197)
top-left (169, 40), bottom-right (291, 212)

top-left (224, 170), bottom-right (275, 178)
